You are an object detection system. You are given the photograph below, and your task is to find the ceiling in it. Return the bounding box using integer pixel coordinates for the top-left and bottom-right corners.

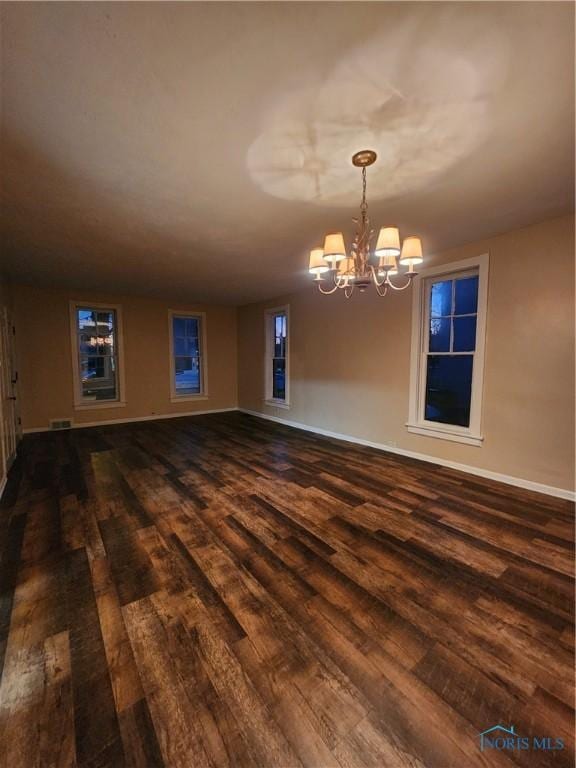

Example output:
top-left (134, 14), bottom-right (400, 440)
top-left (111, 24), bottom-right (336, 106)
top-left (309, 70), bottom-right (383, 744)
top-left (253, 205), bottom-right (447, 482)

top-left (1, 2), bottom-right (574, 305)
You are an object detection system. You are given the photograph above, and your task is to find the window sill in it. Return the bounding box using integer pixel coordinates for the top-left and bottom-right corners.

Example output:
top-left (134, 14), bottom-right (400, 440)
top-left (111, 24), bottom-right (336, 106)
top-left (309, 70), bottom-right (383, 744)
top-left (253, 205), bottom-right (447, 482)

top-left (264, 399), bottom-right (290, 410)
top-left (170, 394), bottom-right (209, 403)
top-left (406, 423), bottom-right (483, 447)
top-left (74, 401), bottom-right (127, 411)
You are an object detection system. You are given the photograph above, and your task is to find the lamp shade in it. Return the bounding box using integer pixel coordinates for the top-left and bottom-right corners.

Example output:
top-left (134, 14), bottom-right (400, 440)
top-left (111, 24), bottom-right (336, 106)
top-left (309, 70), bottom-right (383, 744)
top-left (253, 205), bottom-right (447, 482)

top-left (323, 232), bottom-right (346, 263)
top-left (375, 227), bottom-right (400, 258)
top-left (399, 236), bottom-right (423, 265)
top-left (378, 254), bottom-right (398, 276)
top-left (308, 248), bottom-right (329, 274)
top-left (337, 256), bottom-right (354, 284)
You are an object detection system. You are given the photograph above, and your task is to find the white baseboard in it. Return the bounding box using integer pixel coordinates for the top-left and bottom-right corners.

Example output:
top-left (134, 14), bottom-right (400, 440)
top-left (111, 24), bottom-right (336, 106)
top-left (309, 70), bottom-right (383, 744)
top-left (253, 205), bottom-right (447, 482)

top-left (239, 408), bottom-right (576, 502)
top-left (22, 406), bottom-right (238, 434)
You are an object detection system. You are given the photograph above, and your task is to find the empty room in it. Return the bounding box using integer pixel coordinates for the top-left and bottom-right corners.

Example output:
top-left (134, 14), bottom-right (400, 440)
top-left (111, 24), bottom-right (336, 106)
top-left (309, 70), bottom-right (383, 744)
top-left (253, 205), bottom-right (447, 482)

top-left (0, 2), bottom-right (574, 767)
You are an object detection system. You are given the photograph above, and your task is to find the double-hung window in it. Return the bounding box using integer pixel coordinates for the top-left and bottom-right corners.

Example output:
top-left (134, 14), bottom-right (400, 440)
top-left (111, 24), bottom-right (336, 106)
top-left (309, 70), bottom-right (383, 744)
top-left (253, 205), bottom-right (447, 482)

top-left (169, 311), bottom-right (207, 400)
top-left (408, 255), bottom-right (488, 445)
top-left (70, 302), bottom-right (125, 408)
top-left (265, 306), bottom-right (289, 407)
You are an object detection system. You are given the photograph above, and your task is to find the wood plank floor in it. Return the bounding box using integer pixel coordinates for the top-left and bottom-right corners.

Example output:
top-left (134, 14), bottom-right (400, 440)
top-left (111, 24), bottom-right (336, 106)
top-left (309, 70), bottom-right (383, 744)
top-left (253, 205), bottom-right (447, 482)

top-left (0, 411), bottom-right (573, 768)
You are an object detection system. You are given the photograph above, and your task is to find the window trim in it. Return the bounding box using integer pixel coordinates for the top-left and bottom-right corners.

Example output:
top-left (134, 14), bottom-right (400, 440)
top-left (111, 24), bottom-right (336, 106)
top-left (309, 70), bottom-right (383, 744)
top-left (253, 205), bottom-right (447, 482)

top-left (264, 305), bottom-right (290, 409)
top-left (168, 310), bottom-right (208, 403)
top-left (407, 254), bottom-right (489, 446)
top-left (69, 300), bottom-right (126, 410)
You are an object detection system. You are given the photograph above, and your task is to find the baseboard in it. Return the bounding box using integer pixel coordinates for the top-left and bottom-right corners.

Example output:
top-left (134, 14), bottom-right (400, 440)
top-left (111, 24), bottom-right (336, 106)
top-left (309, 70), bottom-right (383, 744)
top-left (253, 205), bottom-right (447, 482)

top-left (239, 408), bottom-right (576, 502)
top-left (22, 406), bottom-right (239, 434)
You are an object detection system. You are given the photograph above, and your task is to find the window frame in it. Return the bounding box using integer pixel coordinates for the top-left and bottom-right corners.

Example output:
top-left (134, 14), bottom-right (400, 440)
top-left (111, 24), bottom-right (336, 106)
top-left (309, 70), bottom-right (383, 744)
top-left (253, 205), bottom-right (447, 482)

top-left (407, 254), bottom-right (489, 446)
top-left (168, 310), bottom-right (208, 402)
top-left (69, 300), bottom-right (126, 410)
top-left (264, 305), bottom-right (290, 409)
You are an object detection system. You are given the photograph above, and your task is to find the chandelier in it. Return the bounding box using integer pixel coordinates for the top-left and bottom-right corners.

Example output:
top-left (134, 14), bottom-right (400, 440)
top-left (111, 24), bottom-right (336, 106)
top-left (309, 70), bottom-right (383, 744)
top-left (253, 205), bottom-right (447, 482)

top-left (308, 150), bottom-right (423, 297)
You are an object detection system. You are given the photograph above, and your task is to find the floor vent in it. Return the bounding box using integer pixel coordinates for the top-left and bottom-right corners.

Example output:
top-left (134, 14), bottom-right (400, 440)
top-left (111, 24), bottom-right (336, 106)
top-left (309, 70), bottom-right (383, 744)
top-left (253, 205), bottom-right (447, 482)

top-left (50, 419), bottom-right (72, 431)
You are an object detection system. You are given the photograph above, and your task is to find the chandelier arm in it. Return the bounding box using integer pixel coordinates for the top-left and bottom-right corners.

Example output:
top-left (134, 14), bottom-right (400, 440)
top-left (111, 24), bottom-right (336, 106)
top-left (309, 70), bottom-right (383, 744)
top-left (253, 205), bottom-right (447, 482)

top-left (344, 284), bottom-right (354, 299)
top-left (317, 281), bottom-right (339, 295)
top-left (369, 265), bottom-right (386, 288)
top-left (375, 282), bottom-right (389, 298)
top-left (335, 273), bottom-right (347, 289)
top-left (386, 273), bottom-right (416, 291)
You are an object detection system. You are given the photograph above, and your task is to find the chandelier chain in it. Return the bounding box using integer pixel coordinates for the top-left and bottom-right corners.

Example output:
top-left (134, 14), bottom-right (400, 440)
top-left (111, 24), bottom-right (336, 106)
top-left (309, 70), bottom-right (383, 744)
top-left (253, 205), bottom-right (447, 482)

top-left (360, 166), bottom-right (368, 221)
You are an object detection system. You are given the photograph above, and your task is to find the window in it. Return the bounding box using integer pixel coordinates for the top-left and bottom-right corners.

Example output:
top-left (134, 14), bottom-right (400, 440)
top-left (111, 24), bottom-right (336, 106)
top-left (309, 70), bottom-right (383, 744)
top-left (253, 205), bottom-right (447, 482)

top-left (70, 302), bottom-right (125, 409)
top-left (169, 312), bottom-right (207, 400)
top-left (265, 306), bottom-right (289, 407)
top-left (407, 255), bottom-right (488, 445)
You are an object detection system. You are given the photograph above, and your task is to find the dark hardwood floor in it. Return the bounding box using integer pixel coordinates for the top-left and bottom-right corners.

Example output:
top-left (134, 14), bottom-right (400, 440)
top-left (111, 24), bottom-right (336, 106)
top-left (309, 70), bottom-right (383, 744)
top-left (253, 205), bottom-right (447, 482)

top-left (0, 411), bottom-right (573, 768)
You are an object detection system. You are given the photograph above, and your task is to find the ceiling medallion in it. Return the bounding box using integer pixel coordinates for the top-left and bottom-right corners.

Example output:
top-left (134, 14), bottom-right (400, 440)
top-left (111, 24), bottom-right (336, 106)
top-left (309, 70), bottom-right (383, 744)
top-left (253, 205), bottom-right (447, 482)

top-left (308, 150), bottom-right (423, 298)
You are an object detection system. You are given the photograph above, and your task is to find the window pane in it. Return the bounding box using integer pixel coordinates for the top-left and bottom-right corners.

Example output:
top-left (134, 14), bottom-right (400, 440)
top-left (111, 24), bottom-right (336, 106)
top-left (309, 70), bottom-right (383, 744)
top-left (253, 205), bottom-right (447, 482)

top-left (76, 308), bottom-right (119, 401)
top-left (81, 356), bottom-right (105, 381)
top-left (172, 317), bottom-right (202, 395)
top-left (454, 276), bottom-right (478, 315)
top-left (173, 317), bottom-right (186, 336)
top-left (80, 356), bottom-right (117, 400)
top-left (174, 337), bottom-right (186, 356)
top-left (272, 359), bottom-right (285, 400)
top-left (96, 311), bottom-right (114, 332)
top-left (77, 309), bottom-right (115, 332)
top-left (430, 280), bottom-right (452, 317)
top-left (274, 313), bottom-right (286, 358)
top-left (77, 310), bottom-right (96, 333)
top-left (80, 331), bottom-right (114, 356)
top-left (79, 333), bottom-right (93, 355)
top-left (185, 337), bottom-right (199, 356)
top-left (425, 355), bottom-right (473, 427)
top-left (77, 309), bottom-right (115, 355)
top-left (453, 316), bottom-right (477, 352)
top-left (173, 336), bottom-right (199, 356)
top-left (175, 356), bottom-right (201, 394)
top-left (185, 318), bottom-right (199, 337)
top-left (429, 318), bottom-right (450, 352)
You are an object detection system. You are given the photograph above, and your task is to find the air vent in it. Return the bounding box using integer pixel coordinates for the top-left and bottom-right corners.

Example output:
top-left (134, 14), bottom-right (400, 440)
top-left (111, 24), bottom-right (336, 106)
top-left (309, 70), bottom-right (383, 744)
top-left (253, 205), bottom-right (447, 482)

top-left (50, 419), bottom-right (72, 431)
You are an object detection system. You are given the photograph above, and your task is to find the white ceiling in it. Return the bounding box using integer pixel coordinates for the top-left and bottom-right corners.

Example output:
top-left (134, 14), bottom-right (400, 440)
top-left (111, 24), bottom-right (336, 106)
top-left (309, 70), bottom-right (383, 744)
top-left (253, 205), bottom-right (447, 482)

top-left (1, 2), bottom-right (574, 305)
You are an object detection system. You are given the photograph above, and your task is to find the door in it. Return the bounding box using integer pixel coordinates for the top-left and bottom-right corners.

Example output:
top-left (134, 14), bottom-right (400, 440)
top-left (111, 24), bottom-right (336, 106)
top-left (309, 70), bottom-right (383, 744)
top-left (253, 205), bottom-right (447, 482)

top-left (0, 307), bottom-right (19, 485)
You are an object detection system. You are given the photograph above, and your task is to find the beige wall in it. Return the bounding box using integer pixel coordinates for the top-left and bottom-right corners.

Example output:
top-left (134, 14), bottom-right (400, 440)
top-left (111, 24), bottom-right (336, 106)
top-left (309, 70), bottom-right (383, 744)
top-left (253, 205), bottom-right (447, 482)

top-left (14, 286), bottom-right (238, 431)
top-left (0, 274), bottom-right (13, 310)
top-left (237, 214), bottom-right (575, 493)
top-left (0, 275), bottom-right (17, 484)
